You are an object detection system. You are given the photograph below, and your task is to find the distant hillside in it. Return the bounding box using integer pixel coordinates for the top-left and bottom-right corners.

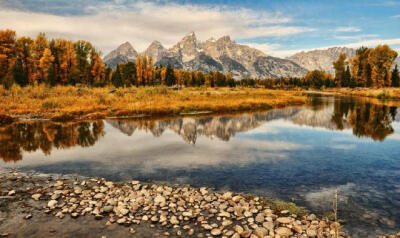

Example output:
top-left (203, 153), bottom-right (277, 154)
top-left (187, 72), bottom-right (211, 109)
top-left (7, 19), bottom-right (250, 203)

top-left (287, 47), bottom-right (356, 74)
top-left (288, 47), bottom-right (400, 74)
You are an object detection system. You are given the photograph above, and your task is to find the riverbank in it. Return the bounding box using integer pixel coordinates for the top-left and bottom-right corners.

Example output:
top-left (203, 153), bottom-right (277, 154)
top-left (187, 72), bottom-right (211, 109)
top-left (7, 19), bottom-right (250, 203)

top-left (324, 88), bottom-right (400, 100)
top-left (0, 86), bottom-right (306, 123)
top-left (0, 169), bottom-right (346, 237)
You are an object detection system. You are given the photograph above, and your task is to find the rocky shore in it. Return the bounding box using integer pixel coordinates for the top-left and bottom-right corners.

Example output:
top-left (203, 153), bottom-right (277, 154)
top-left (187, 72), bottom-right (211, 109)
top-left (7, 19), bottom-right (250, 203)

top-left (0, 169), bottom-right (348, 238)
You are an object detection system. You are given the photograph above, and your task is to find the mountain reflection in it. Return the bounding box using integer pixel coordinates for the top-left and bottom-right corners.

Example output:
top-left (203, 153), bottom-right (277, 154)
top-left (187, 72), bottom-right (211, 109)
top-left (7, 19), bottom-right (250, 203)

top-left (0, 121), bottom-right (104, 162)
top-left (0, 96), bottom-right (398, 162)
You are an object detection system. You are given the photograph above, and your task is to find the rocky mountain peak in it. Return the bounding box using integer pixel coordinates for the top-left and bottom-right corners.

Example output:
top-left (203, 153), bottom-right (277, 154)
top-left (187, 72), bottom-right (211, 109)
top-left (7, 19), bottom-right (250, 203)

top-left (103, 41), bottom-right (138, 68)
top-left (145, 41), bottom-right (165, 61)
top-left (115, 42), bottom-right (137, 56)
top-left (172, 31), bottom-right (201, 63)
top-left (217, 35), bottom-right (232, 43)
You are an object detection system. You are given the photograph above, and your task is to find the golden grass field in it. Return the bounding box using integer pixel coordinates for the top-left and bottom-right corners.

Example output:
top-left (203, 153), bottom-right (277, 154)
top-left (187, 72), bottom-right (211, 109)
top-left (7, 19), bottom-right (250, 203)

top-left (325, 87), bottom-right (400, 100)
top-left (0, 85), bottom-right (306, 122)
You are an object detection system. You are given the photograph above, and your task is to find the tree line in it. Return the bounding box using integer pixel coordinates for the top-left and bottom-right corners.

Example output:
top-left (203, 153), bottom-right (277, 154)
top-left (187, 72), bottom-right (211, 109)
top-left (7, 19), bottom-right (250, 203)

top-left (0, 30), bottom-right (109, 89)
top-left (1, 29), bottom-right (399, 89)
top-left (332, 45), bottom-right (399, 88)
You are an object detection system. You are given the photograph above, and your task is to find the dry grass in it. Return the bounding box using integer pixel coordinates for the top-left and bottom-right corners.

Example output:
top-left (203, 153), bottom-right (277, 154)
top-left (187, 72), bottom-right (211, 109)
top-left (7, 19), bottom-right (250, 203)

top-left (325, 87), bottom-right (400, 100)
top-left (0, 85), bottom-right (306, 121)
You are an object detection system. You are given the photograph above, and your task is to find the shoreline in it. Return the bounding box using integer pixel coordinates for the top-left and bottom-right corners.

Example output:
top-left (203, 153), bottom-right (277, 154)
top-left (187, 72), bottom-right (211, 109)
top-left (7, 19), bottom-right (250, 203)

top-left (0, 168), bottom-right (345, 238)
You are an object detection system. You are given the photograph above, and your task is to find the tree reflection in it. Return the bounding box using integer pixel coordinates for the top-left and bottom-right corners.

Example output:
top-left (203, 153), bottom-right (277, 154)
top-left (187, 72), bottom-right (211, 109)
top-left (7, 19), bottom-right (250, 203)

top-left (331, 98), bottom-right (396, 141)
top-left (0, 121), bottom-right (104, 163)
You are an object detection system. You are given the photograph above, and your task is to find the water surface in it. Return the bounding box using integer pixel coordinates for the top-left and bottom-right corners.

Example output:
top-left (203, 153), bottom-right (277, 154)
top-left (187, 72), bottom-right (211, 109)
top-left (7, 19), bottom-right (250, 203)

top-left (1, 95), bottom-right (400, 237)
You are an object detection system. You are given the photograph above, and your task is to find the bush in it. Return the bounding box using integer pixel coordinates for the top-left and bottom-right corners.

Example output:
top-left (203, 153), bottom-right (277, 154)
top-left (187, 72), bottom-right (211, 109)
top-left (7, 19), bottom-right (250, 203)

top-left (42, 100), bottom-right (60, 109)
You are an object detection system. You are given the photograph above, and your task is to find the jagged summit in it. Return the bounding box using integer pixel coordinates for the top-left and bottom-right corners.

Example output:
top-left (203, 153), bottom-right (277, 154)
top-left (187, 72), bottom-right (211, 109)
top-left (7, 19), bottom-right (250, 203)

top-left (144, 41), bottom-right (165, 61)
top-left (103, 41), bottom-right (138, 67)
top-left (103, 32), bottom-right (308, 78)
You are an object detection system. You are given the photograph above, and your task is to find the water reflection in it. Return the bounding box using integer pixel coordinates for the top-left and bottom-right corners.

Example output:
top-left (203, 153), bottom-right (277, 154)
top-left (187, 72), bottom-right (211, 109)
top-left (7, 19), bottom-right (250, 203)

top-left (0, 121), bottom-right (104, 162)
top-left (1, 96), bottom-right (399, 163)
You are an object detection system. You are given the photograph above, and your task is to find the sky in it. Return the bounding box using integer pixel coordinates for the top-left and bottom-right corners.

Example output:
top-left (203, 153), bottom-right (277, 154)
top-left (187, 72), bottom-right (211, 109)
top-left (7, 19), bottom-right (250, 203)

top-left (0, 0), bottom-right (399, 57)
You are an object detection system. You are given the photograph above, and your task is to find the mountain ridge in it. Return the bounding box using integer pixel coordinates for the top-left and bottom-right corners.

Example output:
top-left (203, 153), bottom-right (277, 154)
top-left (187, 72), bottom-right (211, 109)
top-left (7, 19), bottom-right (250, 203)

top-left (103, 32), bottom-right (308, 79)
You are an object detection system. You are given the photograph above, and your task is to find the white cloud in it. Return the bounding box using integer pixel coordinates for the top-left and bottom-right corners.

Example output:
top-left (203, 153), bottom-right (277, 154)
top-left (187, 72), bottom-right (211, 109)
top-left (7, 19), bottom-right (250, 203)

top-left (391, 14), bottom-right (400, 18)
top-left (0, 2), bottom-right (310, 55)
top-left (334, 26), bottom-right (361, 32)
top-left (334, 34), bottom-right (379, 41)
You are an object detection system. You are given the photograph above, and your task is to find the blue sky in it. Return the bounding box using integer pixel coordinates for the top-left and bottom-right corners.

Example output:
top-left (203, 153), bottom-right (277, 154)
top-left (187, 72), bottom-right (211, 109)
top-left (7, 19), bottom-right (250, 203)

top-left (0, 0), bottom-right (399, 57)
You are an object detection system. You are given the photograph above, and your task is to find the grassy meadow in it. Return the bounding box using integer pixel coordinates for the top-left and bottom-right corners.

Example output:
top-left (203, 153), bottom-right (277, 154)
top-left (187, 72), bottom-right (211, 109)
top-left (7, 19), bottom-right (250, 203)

top-left (0, 85), bottom-right (306, 122)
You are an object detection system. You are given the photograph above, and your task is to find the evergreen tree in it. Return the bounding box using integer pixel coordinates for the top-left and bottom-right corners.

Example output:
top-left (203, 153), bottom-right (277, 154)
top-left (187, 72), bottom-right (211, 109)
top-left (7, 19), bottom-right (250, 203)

top-left (391, 65), bottom-right (399, 87)
top-left (165, 64), bottom-right (175, 86)
top-left (12, 58), bottom-right (29, 86)
top-left (111, 64), bottom-right (123, 87)
top-left (344, 65), bottom-right (351, 87)
top-left (121, 62), bottom-right (136, 86)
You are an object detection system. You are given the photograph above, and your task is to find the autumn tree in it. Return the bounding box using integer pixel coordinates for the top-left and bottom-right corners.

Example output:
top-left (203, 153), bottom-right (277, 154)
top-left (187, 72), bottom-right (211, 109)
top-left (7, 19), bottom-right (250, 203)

top-left (91, 52), bottom-right (105, 86)
top-left (0, 29), bottom-right (16, 87)
top-left (31, 33), bottom-right (49, 84)
top-left (15, 36), bottom-right (34, 85)
top-left (305, 70), bottom-right (330, 89)
top-left (367, 45), bottom-right (398, 87)
top-left (74, 40), bottom-right (93, 85)
top-left (39, 48), bottom-right (54, 84)
top-left (350, 47), bottom-right (372, 87)
top-left (333, 53), bottom-right (346, 87)
top-left (53, 39), bottom-right (77, 85)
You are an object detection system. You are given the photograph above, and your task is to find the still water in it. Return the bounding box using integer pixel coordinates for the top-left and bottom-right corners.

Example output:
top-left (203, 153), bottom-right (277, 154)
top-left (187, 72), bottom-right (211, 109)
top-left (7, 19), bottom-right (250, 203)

top-left (1, 95), bottom-right (400, 237)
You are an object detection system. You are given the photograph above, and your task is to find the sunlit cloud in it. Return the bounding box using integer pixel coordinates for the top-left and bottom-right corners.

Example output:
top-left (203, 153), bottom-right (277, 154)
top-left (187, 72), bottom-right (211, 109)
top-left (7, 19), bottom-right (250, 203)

top-left (0, 2), bottom-right (311, 55)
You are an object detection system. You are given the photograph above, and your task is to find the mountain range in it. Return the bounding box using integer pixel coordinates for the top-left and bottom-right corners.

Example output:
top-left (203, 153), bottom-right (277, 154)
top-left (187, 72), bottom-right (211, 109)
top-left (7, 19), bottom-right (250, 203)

top-left (104, 32), bottom-right (307, 79)
top-left (104, 32), bottom-right (400, 79)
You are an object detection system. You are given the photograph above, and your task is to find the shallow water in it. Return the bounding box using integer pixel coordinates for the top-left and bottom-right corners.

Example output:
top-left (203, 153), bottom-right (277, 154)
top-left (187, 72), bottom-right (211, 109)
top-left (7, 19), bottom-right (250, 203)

top-left (1, 95), bottom-right (400, 237)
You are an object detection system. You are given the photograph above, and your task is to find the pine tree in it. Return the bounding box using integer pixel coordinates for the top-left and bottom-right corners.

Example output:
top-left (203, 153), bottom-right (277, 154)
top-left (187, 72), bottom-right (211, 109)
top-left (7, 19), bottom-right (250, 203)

top-left (165, 64), bottom-right (175, 86)
top-left (12, 58), bottom-right (28, 86)
top-left (111, 64), bottom-right (123, 87)
top-left (344, 65), bottom-right (351, 87)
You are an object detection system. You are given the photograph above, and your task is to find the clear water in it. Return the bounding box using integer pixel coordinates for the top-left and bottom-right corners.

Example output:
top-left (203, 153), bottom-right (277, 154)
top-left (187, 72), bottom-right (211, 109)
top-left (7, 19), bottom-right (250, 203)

top-left (1, 95), bottom-right (400, 237)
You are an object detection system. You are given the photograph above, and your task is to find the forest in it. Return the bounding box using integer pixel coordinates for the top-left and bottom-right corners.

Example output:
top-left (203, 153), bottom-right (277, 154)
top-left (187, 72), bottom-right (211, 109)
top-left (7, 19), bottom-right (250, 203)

top-left (0, 29), bottom-right (399, 90)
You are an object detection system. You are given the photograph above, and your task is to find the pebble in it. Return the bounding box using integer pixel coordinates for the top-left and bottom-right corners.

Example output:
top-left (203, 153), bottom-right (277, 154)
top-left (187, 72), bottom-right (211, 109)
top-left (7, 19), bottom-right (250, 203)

top-left (7, 190), bottom-right (15, 196)
top-left (275, 227), bottom-right (293, 236)
top-left (210, 229), bottom-right (221, 236)
top-left (170, 216), bottom-right (179, 225)
top-left (276, 217), bottom-right (291, 224)
top-left (117, 218), bottom-right (126, 224)
top-left (31, 194), bottom-right (41, 200)
top-left (47, 200), bottom-right (58, 208)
